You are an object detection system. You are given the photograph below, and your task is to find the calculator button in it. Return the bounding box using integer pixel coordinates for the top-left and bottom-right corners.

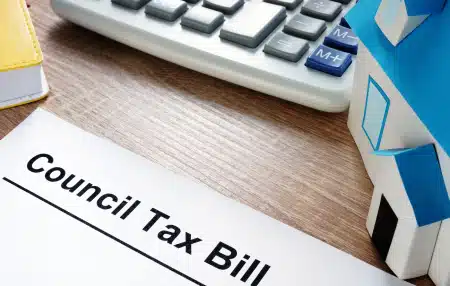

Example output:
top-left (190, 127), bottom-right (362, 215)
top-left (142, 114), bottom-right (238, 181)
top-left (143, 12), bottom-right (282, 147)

top-left (145, 0), bottom-right (188, 21)
top-left (111, 0), bottom-right (151, 9)
top-left (305, 45), bottom-right (352, 77)
top-left (264, 32), bottom-right (309, 62)
top-left (324, 25), bottom-right (358, 54)
top-left (283, 14), bottom-right (326, 41)
top-left (263, 0), bottom-right (303, 10)
top-left (333, 0), bottom-right (351, 4)
top-left (184, 0), bottom-right (201, 4)
top-left (181, 6), bottom-right (225, 34)
top-left (220, 2), bottom-right (287, 48)
top-left (203, 0), bottom-right (244, 15)
top-left (340, 17), bottom-right (351, 28)
top-left (301, 0), bottom-right (342, 22)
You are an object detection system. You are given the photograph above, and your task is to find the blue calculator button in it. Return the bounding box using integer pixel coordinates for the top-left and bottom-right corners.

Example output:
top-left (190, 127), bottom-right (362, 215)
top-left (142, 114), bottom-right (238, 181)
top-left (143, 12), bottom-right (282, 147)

top-left (340, 17), bottom-right (351, 28)
top-left (324, 25), bottom-right (358, 54)
top-left (305, 45), bottom-right (352, 77)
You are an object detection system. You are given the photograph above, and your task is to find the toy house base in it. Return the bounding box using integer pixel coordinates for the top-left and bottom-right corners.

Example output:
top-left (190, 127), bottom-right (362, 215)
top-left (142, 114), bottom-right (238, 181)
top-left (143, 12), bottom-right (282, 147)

top-left (347, 43), bottom-right (450, 284)
top-left (429, 222), bottom-right (450, 286)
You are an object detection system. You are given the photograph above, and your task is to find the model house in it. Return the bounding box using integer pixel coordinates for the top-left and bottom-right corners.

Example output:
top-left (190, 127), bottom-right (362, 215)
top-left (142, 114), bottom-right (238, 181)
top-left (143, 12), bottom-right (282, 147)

top-left (367, 144), bottom-right (449, 279)
top-left (345, 0), bottom-right (450, 285)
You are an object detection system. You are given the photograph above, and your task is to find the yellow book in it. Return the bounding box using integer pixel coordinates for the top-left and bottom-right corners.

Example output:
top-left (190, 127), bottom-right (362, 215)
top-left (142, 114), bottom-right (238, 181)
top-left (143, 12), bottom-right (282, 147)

top-left (0, 0), bottom-right (49, 110)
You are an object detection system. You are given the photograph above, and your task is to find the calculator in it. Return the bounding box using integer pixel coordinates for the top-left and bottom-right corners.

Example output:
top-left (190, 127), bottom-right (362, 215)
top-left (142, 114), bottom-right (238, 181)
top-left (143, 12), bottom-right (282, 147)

top-left (51, 0), bottom-right (357, 112)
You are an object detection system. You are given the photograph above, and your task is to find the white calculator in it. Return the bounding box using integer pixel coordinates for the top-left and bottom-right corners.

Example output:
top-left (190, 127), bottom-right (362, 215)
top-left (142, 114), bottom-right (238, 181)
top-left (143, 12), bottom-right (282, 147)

top-left (51, 0), bottom-right (357, 112)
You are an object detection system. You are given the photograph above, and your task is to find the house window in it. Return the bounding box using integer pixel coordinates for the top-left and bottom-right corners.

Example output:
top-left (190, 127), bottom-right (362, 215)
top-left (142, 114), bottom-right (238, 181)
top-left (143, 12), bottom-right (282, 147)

top-left (362, 76), bottom-right (390, 150)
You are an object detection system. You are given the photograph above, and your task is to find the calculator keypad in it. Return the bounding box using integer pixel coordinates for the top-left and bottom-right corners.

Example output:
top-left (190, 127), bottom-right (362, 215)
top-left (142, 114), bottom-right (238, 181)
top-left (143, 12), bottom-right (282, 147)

top-left (263, 0), bottom-right (303, 10)
top-left (220, 2), bottom-right (286, 48)
top-left (184, 0), bottom-right (201, 4)
top-left (181, 6), bottom-right (224, 34)
top-left (263, 32), bottom-right (309, 62)
top-left (203, 0), bottom-right (244, 14)
top-left (306, 45), bottom-right (352, 77)
top-left (301, 0), bottom-right (343, 22)
top-left (112, 0), bottom-right (151, 9)
top-left (145, 0), bottom-right (188, 21)
top-left (339, 17), bottom-right (351, 28)
top-left (283, 14), bottom-right (326, 41)
top-left (324, 25), bottom-right (358, 54)
top-left (112, 0), bottom-right (356, 77)
top-left (332, 0), bottom-right (351, 4)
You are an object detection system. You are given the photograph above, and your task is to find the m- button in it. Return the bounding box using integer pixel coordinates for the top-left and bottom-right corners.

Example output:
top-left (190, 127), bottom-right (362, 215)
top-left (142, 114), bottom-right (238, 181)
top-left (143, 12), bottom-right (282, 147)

top-left (324, 25), bottom-right (358, 54)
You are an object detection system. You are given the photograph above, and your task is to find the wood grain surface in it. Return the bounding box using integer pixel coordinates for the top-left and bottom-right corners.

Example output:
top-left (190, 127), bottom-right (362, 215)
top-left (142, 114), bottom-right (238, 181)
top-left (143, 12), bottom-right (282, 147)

top-left (0, 1), bottom-right (434, 285)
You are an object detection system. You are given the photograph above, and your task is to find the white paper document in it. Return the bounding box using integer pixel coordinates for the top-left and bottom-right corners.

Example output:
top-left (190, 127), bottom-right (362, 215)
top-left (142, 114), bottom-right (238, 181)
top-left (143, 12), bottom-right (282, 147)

top-left (0, 108), bottom-right (411, 286)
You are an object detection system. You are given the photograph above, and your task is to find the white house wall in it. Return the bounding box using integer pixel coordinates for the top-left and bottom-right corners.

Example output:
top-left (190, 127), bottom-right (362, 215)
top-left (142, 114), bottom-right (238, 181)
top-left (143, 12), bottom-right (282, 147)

top-left (367, 185), bottom-right (383, 236)
top-left (430, 223), bottom-right (450, 286)
top-left (368, 158), bottom-right (415, 221)
top-left (401, 221), bottom-right (441, 279)
top-left (365, 165), bottom-right (440, 279)
top-left (386, 217), bottom-right (440, 279)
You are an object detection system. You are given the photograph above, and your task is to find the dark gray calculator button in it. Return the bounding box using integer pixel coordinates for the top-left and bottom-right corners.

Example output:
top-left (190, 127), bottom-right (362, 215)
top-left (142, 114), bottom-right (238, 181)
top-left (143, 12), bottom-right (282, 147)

top-left (264, 32), bottom-right (309, 62)
top-left (184, 0), bottom-right (201, 4)
top-left (301, 0), bottom-right (342, 22)
top-left (111, 0), bottom-right (151, 9)
top-left (145, 0), bottom-right (188, 21)
top-left (263, 0), bottom-right (303, 10)
top-left (203, 0), bottom-right (244, 15)
top-left (283, 14), bottom-right (326, 40)
top-left (181, 6), bottom-right (225, 34)
top-left (333, 0), bottom-right (351, 4)
top-left (220, 2), bottom-right (286, 48)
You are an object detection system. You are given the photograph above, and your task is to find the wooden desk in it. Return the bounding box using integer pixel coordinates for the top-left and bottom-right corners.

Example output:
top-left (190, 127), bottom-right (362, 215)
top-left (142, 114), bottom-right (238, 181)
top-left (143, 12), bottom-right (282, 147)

top-left (0, 1), bottom-right (433, 285)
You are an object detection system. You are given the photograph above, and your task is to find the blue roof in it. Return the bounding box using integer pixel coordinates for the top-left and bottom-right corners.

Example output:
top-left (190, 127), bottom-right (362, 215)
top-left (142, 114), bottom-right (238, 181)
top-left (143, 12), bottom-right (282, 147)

top-left (373, 148), bottom-right (409, 156)
top-left (346, 0), bottom-right (450, 157)
top-left (404, 0), bottom-right (447, 16)
top-left (374, 144), bottom-right (450, 226)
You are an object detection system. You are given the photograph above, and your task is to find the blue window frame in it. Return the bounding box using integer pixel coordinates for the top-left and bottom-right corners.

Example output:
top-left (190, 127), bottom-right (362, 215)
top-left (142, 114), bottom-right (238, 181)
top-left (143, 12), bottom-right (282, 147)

top-left (362, 76), bottom-right (390, 150)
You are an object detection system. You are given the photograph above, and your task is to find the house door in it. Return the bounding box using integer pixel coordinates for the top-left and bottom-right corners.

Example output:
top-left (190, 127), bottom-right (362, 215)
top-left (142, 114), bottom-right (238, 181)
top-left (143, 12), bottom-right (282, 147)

top-left (372, 194), bottom-right (398, 261)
